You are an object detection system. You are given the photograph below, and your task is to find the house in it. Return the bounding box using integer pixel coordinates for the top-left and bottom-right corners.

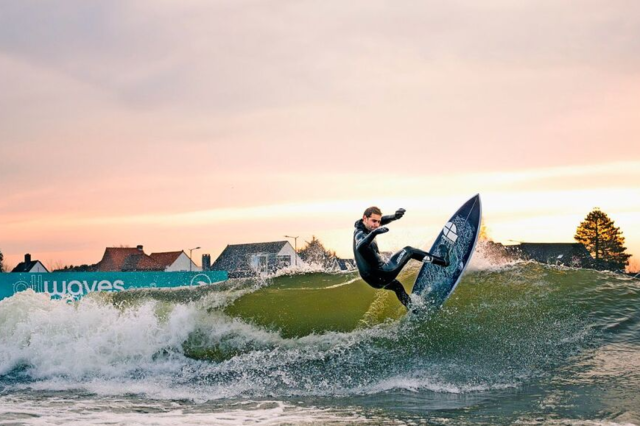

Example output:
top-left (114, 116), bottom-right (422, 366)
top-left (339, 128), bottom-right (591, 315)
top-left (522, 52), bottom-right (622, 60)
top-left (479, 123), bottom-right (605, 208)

top-left (335, 258), bottom-right (356, 272)
top-left (507, 242), bottom-right (594, 268)
top-left (11, 254), bottom-right (49, 273)
top-left (150, 251), bottom-right (201, 272)
top-left (211, 241), bottom-right (304, 278)
top-left (93, 245), bottom-right (164, 272)
top-left (318, 257), bottom-right (357, 272)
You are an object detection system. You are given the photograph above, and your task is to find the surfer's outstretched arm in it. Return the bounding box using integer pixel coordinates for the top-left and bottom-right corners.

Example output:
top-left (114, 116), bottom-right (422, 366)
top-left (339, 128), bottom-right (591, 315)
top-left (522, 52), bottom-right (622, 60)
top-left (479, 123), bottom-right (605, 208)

top-left (381, 208), bottom-right (406, 226)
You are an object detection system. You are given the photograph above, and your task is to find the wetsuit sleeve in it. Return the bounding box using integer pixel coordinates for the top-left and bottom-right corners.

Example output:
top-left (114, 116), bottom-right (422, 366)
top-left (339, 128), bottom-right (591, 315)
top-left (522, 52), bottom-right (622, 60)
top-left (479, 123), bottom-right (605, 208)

top-left (381, 215), bottom-right (396, 226)
top-left (355, 229), bottom-right (378, 252)
top-left (381, 208), bottom-right (405, 225)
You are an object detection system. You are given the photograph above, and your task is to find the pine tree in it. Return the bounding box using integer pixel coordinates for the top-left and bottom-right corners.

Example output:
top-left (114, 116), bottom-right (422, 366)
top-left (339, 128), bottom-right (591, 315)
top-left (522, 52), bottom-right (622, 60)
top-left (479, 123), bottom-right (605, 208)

top-left (0, 249), bottom-right (4, 273)
top-left (298, 236), bottom-right (336, 268)
top-left (574, 208), bottom-right (631, 271)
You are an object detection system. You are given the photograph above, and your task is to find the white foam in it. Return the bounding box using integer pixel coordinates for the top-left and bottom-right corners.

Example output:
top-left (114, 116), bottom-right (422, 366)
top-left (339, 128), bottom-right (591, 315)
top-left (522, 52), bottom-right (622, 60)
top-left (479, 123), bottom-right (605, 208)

top-left (353, 372), bottom-right (517, 395)
top-left (468, 240), bottom-right (522, 272)
top-left (0, 286), bottom-right (403, 401)
top-left (0, 289), bottom-right (195, 378)
top-left (0, 397), bottom-right (367, 425)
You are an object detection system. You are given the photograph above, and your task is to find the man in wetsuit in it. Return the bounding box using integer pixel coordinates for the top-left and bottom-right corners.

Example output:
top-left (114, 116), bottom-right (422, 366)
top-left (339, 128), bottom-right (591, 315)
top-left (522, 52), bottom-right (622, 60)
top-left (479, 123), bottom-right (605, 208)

top-left (353, 206), bottom-right (449, 308)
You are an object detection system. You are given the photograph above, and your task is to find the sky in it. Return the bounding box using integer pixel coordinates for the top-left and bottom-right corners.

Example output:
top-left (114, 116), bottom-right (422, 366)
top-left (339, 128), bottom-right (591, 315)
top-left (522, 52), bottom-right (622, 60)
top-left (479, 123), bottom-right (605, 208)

top-left (1, 1), bottom-right (639, 272)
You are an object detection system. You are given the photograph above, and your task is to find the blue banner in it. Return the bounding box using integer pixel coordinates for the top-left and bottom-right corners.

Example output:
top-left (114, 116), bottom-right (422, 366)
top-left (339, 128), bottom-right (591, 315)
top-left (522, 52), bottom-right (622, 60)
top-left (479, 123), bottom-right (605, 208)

top-left (0, 271), bottom-right (228, 302)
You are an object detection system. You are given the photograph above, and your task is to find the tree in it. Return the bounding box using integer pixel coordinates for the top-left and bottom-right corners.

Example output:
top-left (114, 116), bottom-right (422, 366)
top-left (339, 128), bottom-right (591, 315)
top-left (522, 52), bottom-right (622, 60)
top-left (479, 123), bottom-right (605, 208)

top-left (479, 222), bottom-right (490, 242)
top-left (574, 208), bottom-right (631, 271)
top-left (0, 249), bottom-right (4, 273)
top-left (53, 264), bottom-right (93, 272)
top-left (298, 236), bottom-right (337, 268)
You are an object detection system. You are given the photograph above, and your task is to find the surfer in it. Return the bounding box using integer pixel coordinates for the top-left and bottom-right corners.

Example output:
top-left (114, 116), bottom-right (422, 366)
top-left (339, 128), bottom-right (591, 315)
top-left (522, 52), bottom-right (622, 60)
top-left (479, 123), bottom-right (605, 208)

top-left (353, 207), bottom-right (449, 308)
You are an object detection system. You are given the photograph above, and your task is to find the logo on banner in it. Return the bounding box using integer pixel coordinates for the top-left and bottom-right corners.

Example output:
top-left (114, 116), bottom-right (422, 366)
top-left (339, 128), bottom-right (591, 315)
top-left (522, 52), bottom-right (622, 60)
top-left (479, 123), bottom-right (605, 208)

top-left (190, 274), bottom-right (212, 286)
top-left (44, 279), bottom-right (126, 297)
top-left (12, 275), bottom-right (45, 294)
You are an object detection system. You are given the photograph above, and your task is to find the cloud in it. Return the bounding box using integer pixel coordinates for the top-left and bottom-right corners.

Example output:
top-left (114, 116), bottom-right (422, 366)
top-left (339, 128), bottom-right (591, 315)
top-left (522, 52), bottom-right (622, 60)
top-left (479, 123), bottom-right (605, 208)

top-left (1, 0), bottom-right (640, 267)
top-left (3, 1), bottom-right (640, 111)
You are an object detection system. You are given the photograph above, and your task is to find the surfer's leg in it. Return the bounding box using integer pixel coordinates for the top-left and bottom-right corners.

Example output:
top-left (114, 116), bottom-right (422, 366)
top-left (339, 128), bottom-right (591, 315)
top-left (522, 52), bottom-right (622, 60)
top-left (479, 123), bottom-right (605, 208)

top-left (405, 245), bottom-right (450, 267)
top-left (384, 247), bottom-right (425, 273)
top-left (383, 279), bottom-right (411, 308)
top-left (386, 246), bottom-right (449, 271)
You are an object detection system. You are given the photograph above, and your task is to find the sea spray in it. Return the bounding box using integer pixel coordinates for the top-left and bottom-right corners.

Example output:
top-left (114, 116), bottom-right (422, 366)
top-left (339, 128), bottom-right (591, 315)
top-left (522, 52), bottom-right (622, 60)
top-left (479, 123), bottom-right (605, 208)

top-left (0, 290), bottom-right (196, 379)
top-left (1, 264), bottom-right (639, 424)
top-left (0, 264), bottom-right (636, 415)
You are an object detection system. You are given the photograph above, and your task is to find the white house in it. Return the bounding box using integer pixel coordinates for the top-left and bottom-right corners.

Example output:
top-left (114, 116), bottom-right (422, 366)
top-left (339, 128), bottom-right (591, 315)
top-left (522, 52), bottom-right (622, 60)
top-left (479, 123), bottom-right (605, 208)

top-left (150, 251), bottom-right (202, 272)
top-left (211, 241), bottom-right (305, 277)
top-left (11, 254), bottom-right (49, 273)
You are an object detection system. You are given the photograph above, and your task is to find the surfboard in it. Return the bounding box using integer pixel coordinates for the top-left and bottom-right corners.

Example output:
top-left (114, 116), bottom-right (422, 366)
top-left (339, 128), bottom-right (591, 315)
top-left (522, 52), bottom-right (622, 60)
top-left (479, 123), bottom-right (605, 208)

top-left (411, 194), bottom-right (482, 310)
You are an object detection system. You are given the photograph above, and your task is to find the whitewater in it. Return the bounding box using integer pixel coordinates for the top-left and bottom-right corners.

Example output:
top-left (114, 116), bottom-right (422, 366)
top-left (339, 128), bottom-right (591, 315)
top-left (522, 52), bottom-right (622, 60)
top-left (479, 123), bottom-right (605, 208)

top-left (1, 245), bottom-right (639, 425)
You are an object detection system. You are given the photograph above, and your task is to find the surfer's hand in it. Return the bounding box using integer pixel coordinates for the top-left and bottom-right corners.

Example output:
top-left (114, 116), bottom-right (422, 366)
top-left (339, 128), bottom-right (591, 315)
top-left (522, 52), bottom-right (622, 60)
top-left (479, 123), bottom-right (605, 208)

top-left (394, 208), bottom-right (406, 220)
top-left (375, 226), bottom-right (389, 234)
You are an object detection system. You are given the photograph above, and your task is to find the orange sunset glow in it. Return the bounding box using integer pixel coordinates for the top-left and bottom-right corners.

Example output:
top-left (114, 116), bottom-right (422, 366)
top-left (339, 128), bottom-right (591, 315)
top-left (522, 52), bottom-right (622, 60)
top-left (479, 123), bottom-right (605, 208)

top-left (1, 2), bottom-right (639, 272)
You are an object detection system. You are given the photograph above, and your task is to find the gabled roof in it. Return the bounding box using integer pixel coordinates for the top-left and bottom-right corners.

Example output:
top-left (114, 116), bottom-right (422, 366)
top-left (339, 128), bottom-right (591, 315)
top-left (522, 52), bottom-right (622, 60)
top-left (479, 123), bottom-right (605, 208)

top-left (12, 260), bottom-right (49, 273)
top-left (150, 251), bottom-right (184, 268)
top-left (94, 247), bottom-right (164, 272)
top-left (227, 241), bottom-right (289, 254)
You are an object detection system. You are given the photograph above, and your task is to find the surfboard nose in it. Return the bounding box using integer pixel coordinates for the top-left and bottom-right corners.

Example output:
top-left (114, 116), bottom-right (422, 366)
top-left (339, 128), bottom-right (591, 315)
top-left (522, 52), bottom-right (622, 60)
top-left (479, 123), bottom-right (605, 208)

top-left (462, 193), bottom-right (481, 212)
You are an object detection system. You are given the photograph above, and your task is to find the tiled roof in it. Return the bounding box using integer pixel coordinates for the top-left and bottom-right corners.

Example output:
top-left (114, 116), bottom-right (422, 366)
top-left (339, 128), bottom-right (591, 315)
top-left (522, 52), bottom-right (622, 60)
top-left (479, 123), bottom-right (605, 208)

top-left (94, 247), bottom-right (164, 272)
top-left (150, 251), bottom-right (183, 268)
top-left (225, 241), bottom-right (288, 255)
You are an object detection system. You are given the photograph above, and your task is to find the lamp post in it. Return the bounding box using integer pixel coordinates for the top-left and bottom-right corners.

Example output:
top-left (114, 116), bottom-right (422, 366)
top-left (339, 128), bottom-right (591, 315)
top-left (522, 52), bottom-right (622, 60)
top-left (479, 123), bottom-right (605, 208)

top-left (188, 246), bottom-right (201, 272)
top-left (284, 235), bottom-right (299, 266)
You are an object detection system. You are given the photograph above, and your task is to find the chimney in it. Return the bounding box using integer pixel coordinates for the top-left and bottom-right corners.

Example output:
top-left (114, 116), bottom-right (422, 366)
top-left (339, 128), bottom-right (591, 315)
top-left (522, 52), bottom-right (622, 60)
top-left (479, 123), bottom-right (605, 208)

top-left (137, 245), bottom-right (144, 252)
top-left (25, 253), bottom-right (32, 264)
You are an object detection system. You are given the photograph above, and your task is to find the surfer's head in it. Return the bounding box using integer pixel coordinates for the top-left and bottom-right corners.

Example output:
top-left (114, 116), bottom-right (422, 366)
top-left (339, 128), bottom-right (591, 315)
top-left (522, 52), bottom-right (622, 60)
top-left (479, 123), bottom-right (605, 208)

top-left (362, 206), bottom-right (382, 231)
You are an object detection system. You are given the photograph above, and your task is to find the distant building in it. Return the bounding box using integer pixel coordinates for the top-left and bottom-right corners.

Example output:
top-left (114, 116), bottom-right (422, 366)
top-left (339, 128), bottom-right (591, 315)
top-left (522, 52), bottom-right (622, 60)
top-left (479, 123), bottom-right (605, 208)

top-left (507, 242), bottom-right (594, 268)
top-left (211, 241), bottom-right (304, 278)
top-left (11, 254), bottom-right (49, 273)
top-left (93, 245), bottom-right (164, 272)
top-left (150, 251), bottom-right (201, 272)
top-left (202, 254), bottom-right (211, 271)
top-left (335, 258), bottom-right (356, 272)
top-left (316, 257), bottom-right (357, 272)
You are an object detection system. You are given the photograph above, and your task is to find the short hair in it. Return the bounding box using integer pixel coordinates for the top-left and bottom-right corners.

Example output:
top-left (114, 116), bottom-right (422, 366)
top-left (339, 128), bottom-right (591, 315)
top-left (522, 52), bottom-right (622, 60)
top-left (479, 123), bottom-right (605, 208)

top-left (363, 206), bottom-right (382, 217)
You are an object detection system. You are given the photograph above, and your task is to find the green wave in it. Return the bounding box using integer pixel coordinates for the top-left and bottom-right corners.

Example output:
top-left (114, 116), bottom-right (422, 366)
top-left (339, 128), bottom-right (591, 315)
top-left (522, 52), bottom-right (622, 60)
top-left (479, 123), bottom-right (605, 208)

top-left (222, 272), bottom-right (408, 338)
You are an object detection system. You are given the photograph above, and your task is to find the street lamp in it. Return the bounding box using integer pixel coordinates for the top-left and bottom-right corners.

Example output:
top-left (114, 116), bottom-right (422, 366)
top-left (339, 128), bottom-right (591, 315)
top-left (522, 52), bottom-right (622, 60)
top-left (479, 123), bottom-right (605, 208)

top-left (284, 235), bottom-right (299, 266)
top-left (188, 246), bottom-right (201, 272)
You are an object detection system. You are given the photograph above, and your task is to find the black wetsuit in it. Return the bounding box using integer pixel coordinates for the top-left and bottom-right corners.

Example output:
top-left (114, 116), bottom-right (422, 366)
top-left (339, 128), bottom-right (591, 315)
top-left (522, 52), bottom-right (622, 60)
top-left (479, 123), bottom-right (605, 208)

top-left (353, 215), bottom-right (447, 308)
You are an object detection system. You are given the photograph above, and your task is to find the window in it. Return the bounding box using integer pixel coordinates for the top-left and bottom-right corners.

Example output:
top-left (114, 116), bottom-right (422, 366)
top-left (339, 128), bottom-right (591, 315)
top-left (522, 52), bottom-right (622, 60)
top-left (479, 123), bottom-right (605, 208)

top-left (250, 254), bottom-right (269, 273)
top-left (277, 255), bottom-right (291, 268)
